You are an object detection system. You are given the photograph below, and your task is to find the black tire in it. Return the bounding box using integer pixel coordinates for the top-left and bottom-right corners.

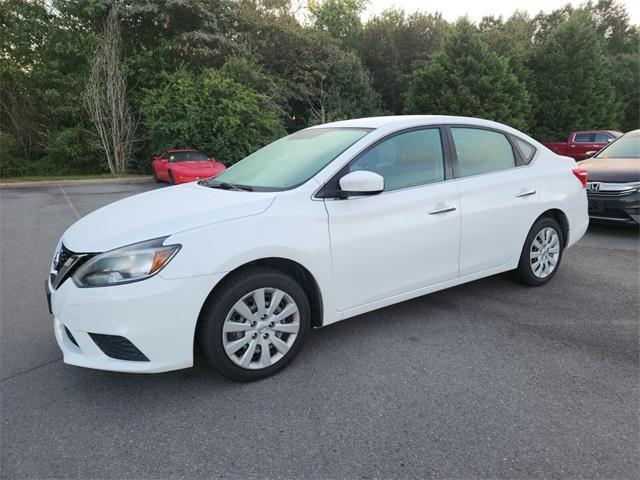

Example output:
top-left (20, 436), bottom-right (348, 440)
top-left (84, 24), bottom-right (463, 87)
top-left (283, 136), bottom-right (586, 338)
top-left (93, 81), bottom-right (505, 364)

top-left (152, 169), bottom-right (161, 182)
top-left (513, 216), bottom-right (564, 286)
top-left (168, 171), bottom-right (175, 185)
top-left (197, 267), bottom-right (311, 382)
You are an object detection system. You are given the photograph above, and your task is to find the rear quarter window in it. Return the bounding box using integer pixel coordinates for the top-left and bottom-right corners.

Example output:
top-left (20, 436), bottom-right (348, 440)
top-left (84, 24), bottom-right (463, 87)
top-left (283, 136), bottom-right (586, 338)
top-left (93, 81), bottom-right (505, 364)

top-left (512, 137), bottom-right (537, 164)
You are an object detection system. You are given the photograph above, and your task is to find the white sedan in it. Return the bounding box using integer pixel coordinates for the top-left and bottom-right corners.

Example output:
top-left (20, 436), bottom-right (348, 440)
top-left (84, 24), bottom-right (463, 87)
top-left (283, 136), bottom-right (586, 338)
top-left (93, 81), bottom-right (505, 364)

top-left (47, 116), bottom-right (589, 381)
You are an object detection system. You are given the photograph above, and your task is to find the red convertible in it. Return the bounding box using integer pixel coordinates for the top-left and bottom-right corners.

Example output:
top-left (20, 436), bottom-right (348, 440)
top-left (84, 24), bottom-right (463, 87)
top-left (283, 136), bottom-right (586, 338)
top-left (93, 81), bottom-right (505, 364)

top-left (152, 149), bottom-right (226, 185)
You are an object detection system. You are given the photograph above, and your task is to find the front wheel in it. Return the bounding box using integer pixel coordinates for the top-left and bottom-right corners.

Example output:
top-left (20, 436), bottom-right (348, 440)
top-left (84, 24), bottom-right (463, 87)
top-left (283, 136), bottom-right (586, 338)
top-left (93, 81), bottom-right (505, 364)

top-left (198, 267), bottom-right (311, 382)
top-left (168, 171), bottom-right (176, 185)
top-left (513, 217), bottom-right (564, 286)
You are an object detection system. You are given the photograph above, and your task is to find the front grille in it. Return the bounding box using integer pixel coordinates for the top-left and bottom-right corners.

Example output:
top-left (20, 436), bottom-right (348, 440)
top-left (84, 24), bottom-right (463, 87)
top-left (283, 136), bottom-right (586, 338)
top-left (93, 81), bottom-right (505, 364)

top-left (89, 333), bottom-right (149, 362)
top-left (50, 244), bottom-right (92, 290)
top-left (64, 326), bottom-right (79, 347)
top-left (56, 245), bottom-right (72, 270)
top-left (588, 190), bottom-right (637, 197)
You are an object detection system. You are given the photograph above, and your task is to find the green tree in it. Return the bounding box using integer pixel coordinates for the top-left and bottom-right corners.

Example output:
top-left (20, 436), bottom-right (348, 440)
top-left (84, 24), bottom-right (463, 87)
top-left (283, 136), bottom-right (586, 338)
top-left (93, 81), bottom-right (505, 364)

top-left (0, 0), bottom-right (98, 173)
top-left (308, 0), bottom-right (367, 49)
top-left (139, 68), bottom-right (285, 163)
top-left (530, 10), bottom-right (623, 139)
top-left (359, 9), bottom-right (449, 113)
top-left (480, 11), bottom-right (535, 84)
top-left (236, 14), bottom-right (380, 128)
top-left (590, 0), bottom-right (637, 55)
top-left (405, 19), bottom-right (531, 130)
top-left (532, 3), bottom-right (574, 42)
top-left (589, 0), bottom-right (639, 131)
top-left (608, 51), bottom-right (639, 132)
top-left (220, 55), bottom-right (288, 121)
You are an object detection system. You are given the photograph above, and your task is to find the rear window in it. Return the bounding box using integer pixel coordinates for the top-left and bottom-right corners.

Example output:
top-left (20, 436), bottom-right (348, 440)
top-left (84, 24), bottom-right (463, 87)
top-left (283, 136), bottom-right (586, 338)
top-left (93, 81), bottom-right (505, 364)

top-left (169, 151), bottom-right (209, 162)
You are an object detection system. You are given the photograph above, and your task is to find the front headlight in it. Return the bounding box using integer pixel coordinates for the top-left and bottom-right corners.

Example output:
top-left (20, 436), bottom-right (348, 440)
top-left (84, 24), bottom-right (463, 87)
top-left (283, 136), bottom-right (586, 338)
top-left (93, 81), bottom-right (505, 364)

top-left (72, 237), bottom-right (181, 288)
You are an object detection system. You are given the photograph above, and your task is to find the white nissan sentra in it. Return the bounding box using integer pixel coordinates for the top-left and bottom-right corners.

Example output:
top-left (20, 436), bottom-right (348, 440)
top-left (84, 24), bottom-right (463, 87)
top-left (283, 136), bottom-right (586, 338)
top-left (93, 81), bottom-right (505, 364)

top-left (47, 116), bottom-right (589, 381)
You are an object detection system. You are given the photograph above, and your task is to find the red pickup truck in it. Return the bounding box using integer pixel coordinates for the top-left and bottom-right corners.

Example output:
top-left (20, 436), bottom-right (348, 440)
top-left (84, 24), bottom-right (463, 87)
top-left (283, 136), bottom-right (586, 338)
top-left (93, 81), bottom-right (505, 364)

top-left (543, 130), bottom-right (623, 161)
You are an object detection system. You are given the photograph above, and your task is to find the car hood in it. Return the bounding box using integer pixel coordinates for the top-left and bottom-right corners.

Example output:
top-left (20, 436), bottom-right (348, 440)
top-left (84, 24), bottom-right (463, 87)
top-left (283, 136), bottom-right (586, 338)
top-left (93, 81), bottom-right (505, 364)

top-left (578, 157), bottom-right (640, 182)
top-left (62, 183), bottom-right (277, 252)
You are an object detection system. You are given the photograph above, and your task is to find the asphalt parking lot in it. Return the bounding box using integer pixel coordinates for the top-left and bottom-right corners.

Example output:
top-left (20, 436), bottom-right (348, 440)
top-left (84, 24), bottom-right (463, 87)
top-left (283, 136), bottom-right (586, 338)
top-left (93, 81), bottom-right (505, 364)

top-left (1, 182), bottom-right (638, 479)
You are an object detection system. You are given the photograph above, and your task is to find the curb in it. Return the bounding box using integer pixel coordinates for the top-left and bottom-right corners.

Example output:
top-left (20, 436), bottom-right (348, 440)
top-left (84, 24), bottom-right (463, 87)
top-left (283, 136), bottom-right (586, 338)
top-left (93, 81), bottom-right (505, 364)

top-left (0, 176), bottom-right (156, 189)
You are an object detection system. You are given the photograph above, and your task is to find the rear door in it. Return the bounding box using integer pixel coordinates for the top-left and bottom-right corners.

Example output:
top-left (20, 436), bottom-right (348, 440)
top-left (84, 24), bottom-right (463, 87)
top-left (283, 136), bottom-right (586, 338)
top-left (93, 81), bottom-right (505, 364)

top-left (448, 126), bottom-right (541, 277)
top-left (324, 127), bottom-right (461, 312)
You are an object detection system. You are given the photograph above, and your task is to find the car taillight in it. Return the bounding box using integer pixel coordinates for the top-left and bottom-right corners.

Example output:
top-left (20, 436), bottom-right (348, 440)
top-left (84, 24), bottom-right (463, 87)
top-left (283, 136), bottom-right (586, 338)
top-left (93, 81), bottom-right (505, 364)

top-left (572, 167), bottom-right (588, 188)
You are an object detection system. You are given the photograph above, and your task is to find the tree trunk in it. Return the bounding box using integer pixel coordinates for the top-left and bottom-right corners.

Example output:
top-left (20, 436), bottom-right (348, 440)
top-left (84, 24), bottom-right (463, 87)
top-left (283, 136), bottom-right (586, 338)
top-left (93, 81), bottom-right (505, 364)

top-left (84, 6), bottom-right (136, 176)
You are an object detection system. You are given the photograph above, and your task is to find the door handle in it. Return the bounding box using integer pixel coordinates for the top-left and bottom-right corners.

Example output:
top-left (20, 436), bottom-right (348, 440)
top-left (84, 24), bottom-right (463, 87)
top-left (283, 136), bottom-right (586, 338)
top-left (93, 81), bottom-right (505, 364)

top-left (428, 204), bottom-right (457, 215)
top-left (516, 188), bottom-right (536, 198)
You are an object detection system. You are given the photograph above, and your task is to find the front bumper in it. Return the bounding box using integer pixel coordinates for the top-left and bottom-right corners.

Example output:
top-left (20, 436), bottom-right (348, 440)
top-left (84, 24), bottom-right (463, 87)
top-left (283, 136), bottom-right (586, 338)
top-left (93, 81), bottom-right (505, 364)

top-left (49, 272), bottom-right (225, 373)
top-left (174, 172), bottom-right (218, 184)
top-left (587, 190), bottom-right (640, 225)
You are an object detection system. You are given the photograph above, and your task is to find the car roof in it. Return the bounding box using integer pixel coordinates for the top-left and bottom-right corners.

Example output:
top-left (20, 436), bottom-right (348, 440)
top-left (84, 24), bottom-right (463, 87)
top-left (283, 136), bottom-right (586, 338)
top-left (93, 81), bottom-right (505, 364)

top-left (572, 130), bottom-right (623, 136)
top-left (167, 148), bottom-right (203, 153)
top-left (307, 115), bottom-right (520, 131)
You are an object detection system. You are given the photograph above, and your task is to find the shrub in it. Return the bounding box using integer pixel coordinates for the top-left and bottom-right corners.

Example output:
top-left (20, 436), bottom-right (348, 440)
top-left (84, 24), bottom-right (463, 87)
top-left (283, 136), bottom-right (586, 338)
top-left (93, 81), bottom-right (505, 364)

top-left (42, 127), bottom-right (107, 175)
top-left (0, 132), bottom-right (31, 177)
top-left (139, 68), bottom-right (285, 164)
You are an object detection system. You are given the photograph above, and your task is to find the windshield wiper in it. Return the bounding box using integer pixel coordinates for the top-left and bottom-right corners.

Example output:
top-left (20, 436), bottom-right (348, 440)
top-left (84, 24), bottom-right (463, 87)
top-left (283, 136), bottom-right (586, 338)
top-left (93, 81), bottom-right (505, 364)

top-left (206, 181), bottom-right (253, 192)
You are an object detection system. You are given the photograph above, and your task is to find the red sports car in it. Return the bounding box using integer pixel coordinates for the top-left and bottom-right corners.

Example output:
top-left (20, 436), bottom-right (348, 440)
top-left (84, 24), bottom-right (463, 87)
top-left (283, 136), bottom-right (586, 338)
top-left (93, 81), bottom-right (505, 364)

top-left (151, 149), bottom-right (226, 185)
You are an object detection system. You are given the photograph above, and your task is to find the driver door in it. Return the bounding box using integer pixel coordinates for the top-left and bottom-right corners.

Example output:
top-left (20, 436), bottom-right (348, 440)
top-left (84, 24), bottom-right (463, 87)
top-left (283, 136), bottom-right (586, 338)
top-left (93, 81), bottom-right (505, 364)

top-left (323, 127), bottom-right (460, 313)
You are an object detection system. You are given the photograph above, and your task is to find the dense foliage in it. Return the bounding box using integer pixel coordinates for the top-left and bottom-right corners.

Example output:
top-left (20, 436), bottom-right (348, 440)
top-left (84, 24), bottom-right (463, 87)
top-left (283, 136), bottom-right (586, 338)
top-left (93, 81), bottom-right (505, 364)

top-left (405, 19), bottom-right (531, 131)
top-left (139, 68), bottom-right (285, 164)
top-left (0, 0), bottom-right (637, 176)
top-left (530, 10), bottom-right (621, 139)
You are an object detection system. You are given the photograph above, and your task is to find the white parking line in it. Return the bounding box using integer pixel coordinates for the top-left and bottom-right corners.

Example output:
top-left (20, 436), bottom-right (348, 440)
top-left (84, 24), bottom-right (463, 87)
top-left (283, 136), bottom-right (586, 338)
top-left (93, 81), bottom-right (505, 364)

top-left (58, 186), bottom-right (80, 220)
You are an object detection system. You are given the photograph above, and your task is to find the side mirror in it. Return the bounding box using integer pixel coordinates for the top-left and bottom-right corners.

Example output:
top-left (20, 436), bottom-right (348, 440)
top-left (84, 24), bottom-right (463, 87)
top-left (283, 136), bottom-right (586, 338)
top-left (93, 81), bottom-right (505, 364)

top-left (338, 170), bottom-right (384, 197)
top-left (585, 151), bottom-right (597, 158)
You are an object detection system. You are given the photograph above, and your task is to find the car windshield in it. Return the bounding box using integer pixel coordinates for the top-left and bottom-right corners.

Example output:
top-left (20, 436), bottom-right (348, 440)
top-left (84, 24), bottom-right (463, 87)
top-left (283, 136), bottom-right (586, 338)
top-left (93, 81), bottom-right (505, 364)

top-left (596, 132), bottom-right (640, 159)
top-left (202, 128), bottom-right (371, 191)
top-left (169, 151), bottom-right (209, 162)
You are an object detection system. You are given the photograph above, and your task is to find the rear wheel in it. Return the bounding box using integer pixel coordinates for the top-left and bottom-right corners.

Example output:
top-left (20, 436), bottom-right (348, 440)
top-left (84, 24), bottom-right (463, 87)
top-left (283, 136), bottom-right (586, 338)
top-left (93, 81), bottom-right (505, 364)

top-left (513, 217), bottom-right (564, 286)
top-left (198, 267), bottom-right (310, 382)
